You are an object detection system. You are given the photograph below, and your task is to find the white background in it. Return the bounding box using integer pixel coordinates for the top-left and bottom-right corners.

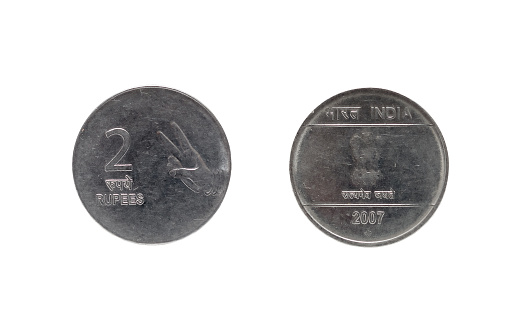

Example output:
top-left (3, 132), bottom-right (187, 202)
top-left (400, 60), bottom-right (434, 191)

top-left (1, 1), bottom-right (516, 334)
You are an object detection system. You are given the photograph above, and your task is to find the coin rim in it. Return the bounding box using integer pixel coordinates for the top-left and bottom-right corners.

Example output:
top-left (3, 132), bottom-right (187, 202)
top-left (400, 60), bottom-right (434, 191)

top-left (72, 86), bottom-right (232, 244)
top-left (289, 87), bottom-right (448, 247)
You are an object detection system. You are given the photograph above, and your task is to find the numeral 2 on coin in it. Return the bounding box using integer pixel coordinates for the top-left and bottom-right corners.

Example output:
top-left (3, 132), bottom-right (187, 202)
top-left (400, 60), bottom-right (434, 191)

top-left (105, 128), bottom-right (133, 172)
top-left (352, 211), bottom-right (385, 224)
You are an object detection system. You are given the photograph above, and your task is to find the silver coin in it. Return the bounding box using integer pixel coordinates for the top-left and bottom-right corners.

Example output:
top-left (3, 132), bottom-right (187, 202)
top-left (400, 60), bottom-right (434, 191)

top-left (290, 88), bottom-right (448, 246)
top-left (73, 87), bottom-right (231, 243)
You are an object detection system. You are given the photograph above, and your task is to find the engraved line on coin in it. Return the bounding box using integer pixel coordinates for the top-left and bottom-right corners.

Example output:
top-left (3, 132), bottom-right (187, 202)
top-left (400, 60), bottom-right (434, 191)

top-left (305, 124), bottom-right (433, 127)
top-left (302, 204), bottom-right (422, 207)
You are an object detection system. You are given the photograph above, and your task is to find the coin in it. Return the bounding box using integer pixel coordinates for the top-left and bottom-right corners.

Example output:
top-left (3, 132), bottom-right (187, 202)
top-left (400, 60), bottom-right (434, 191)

top-left (290, 88), bottom-right (448, 246)
top-left (73, 87), bottom-right (231, 243)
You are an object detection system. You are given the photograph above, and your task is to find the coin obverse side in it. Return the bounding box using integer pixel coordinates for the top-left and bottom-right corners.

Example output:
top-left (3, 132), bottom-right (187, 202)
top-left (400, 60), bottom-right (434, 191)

top-left (73, 87), bottom-right (231, 243)
top-left (290, 88), bottom-right (448, 246)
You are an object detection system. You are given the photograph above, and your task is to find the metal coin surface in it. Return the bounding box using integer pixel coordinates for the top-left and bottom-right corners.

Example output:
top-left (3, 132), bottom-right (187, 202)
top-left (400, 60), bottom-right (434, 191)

top-left (290, 88), bottom-right (448, 246)
top-left (73, 87), bottom-right (231, 243)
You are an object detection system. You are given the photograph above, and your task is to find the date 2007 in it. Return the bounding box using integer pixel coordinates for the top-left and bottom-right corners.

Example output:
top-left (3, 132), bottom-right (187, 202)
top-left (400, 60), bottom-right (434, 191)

top-left (351, 211), bottom-right (385, 224)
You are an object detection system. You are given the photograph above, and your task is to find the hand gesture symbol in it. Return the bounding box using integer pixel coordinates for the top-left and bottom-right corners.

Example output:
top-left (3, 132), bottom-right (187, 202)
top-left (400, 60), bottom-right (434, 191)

top-left (158, 122), bottom-right (217, 195)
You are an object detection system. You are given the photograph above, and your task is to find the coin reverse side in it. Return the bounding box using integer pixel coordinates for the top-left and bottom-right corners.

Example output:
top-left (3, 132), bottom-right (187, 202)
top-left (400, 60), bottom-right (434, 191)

top-left (73, 87), bottom-right (231, 243)
top-left (290, 88), bottom-right (448, 246)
